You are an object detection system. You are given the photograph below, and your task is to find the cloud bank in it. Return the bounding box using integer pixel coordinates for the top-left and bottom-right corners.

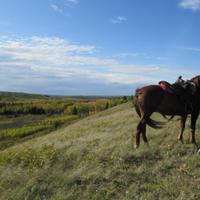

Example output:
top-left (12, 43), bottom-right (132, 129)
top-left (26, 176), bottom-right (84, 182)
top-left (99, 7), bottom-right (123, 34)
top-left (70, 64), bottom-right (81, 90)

top-left (0, 36), bottom-right (195, 95)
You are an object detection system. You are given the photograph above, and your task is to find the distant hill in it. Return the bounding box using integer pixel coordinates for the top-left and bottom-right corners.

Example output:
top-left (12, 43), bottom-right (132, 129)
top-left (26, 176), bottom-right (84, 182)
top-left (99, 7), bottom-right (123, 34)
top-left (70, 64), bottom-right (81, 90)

top-left (0, 91), bottom-right (127, 100)
top-left (0, 91), bottom-right (50, 99)
top-left (0, 103), bottom-right (200, 199)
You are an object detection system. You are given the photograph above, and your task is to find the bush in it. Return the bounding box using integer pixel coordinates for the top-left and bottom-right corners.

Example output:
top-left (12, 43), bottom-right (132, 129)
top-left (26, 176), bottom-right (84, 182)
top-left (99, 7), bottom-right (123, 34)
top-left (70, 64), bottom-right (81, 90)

top-left (0, 115), bottom-right (78, 140)
top-left (0, 125), bottom-right (49, 139)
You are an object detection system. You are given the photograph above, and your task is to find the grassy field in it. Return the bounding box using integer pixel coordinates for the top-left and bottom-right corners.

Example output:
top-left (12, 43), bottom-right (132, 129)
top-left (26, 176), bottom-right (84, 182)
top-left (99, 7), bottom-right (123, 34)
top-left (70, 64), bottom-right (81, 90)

top-left (0, 102), bottom-right (200, 199)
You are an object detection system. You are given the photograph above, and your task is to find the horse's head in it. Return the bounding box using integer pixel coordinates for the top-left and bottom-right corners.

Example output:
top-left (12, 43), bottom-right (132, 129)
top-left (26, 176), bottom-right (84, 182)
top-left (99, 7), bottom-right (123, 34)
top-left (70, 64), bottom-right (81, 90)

top-left (191, 75), bottom-right (200, 94)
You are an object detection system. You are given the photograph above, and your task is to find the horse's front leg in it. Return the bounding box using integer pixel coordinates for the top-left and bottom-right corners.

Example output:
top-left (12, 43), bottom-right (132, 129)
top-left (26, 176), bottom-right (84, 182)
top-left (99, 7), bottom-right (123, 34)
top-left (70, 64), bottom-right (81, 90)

top-left (190, 111), bottom-right (199, 145)
top-left (178, 114), bottom-right (187, 143)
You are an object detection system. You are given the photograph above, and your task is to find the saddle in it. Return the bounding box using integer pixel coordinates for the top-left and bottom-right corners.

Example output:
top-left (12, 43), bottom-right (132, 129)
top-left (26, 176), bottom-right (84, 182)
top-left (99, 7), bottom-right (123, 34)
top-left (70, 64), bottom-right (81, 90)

top-left (159, 76), bottom-right (196, 95)
top-left (158, 76), bottom-right (197, 112)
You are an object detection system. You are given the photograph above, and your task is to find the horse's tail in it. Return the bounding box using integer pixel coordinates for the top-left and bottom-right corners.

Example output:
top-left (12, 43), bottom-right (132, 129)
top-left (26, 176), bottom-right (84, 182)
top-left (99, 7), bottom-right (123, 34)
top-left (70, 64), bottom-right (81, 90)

top-left (146, 117), bottom-right (164, 129)
top-left (133, 89), bottom-right (141, 117)
top-left (134, 101), bottom-right (141, 117)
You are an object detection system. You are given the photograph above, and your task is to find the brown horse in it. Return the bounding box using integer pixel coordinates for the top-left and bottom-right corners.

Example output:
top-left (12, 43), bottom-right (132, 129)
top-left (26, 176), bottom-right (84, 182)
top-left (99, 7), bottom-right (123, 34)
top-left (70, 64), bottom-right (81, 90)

top-left (134, 75), bottom-right (200, 148)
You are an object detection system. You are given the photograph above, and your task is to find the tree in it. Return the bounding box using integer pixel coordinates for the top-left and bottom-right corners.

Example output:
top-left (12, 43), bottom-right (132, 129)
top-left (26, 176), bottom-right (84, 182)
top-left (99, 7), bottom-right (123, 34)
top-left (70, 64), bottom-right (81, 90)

top-left (72, 106), bottom-right (78, 115)
top-left (122, 96), bottom-right (128, 103)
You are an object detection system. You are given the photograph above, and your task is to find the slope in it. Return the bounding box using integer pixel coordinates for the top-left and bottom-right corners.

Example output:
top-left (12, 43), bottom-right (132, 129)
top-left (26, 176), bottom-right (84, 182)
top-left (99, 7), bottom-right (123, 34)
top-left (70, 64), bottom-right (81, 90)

top-left (0, 102), bottom-right (200, 200)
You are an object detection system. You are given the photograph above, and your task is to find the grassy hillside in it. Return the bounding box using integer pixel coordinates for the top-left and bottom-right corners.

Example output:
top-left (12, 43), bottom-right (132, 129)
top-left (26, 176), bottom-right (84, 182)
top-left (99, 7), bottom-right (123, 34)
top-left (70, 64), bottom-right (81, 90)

top-left (0, 102), bottom-right (200, 200)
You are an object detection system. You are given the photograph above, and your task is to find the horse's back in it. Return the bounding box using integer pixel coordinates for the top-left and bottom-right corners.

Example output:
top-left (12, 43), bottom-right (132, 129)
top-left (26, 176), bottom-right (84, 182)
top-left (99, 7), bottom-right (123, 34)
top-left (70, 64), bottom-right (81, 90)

top-left (134, 84), bottom-right (186, 116)
top-left (134, 85), bottom-right (165, 111)
top-left (135, 85), bottom-right (164, 99)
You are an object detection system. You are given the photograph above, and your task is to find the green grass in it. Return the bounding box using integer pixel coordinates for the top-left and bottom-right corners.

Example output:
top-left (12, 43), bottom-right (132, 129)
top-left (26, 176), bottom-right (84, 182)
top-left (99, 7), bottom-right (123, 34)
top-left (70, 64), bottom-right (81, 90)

top-left (0, 115), bottom-right (79, 150)
top-left (0, 115), bottom-right (78, 140)
top-left (0, 125), bottom-right (50, 139)
top-left (0, 103), bottom-right (200, 199)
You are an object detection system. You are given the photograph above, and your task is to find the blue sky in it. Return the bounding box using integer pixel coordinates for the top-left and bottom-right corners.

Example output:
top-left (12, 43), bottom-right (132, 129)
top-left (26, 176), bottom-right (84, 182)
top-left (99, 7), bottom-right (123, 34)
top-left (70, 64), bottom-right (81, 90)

top-left (0, 0), bottom-right (200, 95)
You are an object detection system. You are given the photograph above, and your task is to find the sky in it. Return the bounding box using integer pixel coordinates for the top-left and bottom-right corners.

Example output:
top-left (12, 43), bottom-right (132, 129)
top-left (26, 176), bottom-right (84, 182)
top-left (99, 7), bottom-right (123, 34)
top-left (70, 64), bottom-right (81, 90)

top-left (0, 0), bottom-right (200, 95)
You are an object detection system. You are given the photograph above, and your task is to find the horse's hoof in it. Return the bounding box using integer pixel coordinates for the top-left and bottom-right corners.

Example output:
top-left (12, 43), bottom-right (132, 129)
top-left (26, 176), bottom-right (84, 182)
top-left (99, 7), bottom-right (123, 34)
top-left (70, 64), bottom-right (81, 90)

top-left (197, 149), bottom-right (200, 155)
top-left (190, 141), bottom-right (198, 149)
top-left (144, 142), bottom-right (149, 147)
top-left (190, 140), bottom-right (197, 145)
top-left (134, 144), bottom-right (139, 149)
top-left (178, 138), bottom-right (184, 144)
top-left (193, 142), bottom-right (198, 148)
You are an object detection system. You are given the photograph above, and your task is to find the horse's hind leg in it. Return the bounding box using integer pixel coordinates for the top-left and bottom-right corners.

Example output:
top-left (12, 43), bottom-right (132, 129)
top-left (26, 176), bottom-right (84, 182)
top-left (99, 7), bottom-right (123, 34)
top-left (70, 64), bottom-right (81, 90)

top-left (190, 111), bottom-right (199, 145)
top-left (178, 114), bottom-right (187, 143)
top-left (141, 123), bottom-right (148, 145)
top-left (135, 120), bottom-right (142, 149)
top-left (135, 117), bottom-right (147, 148)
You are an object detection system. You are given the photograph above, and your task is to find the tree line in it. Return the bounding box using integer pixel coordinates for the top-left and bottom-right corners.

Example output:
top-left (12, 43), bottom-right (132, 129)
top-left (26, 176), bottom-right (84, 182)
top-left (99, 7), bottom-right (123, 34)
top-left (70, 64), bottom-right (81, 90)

top-left (0, 96), bottom-right (129, 116)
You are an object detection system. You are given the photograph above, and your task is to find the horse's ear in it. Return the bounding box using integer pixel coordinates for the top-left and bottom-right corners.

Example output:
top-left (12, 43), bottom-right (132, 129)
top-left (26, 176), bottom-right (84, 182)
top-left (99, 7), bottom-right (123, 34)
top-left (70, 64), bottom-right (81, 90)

top-left (198, 76), bottom-right (200, 86)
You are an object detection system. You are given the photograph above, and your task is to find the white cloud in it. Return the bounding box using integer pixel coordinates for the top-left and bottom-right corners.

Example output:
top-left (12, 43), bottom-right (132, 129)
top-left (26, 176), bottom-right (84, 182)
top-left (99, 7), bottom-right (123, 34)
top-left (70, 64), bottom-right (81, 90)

top-left (111, 16), bottom-right (127, 24)
top-left (65, 0), bottom-right (79, 8)
top-left (156, 56), bottom-right (168, 60)
top-left (0, 36), bottom-right (196, 94)
top-left (178, 46), bottom-right (200, 51)
top-left (50, 1), bottom-right (79, 13)
top-left (50, 4), bottom-right (63, 13)
top-left (0, 36), bottom-right (161, 82)
top-left (118, 52), bottom-right (139, 57)
top-left (179, 0), bottom-right (200, 11)
top-left (66, 0), bottom-right (79, 4)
